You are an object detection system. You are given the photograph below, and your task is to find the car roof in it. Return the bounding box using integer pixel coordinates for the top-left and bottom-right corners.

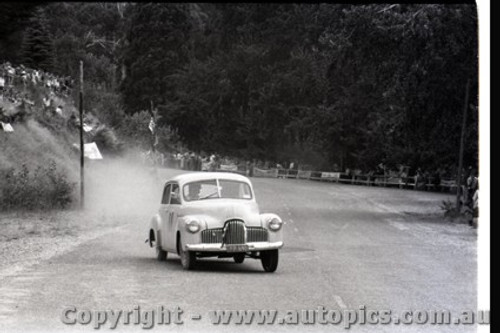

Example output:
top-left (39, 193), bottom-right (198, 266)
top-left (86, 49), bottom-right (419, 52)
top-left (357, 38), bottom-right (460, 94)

top-left (168, 172), bottom-right (252, 185)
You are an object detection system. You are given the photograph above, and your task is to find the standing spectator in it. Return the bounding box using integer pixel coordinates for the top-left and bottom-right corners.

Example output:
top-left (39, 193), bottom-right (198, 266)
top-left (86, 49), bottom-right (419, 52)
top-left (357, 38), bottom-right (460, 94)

top-left (471, 186), bottom-right (479, 227)
top-left (42, 95), bottom-right (52, 113)
top-left (422, 170), bottom-right (431, 190)
top-left (6, 62), bottom-right (15, 86)
top-left (345, 168), bottom-right (351, 177)
top-left (415, 168), bottom-right (425, 190)
top-left (399, 165), bottom-right (408, 178)
top-left (466, 168), bottom-right (478, 206)
top-left (183, 152), bottom-right (190, 170)
top-left (20, 66), bottom-right (28, 87)
top-left (53, 78), bottom-right (60, 93)
top-left (249, 159), bottom-right (255, 177)
top-left (179, 153), bottom-right (185, 170)
top-left (432, 169), bottom-right (441, 189)
top-left (0, 74), bottom-right (5, 99)
top-left (31, 70), bottom-right (37, 86)
top-left (196, 154), bottom-right (202, 171)
top-left (209, 154), bottom-right (216, 171)
top-left (188, 152), bottom-right (194, 171)
top-left (376, 163), bottom-right (386, 177)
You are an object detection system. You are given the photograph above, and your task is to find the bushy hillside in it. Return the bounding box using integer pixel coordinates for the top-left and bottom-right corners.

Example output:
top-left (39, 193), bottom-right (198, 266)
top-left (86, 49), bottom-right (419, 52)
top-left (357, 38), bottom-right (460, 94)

top-left (0, 63), bottom-right (117, 210)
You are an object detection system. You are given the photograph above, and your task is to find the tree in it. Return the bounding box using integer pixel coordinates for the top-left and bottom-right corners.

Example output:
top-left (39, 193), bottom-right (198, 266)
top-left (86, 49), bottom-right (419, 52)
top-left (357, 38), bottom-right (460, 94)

top-left (320, 4), bottom-right (478, 172)
top-left (20, 8), bottom-right (54, 71)
top-left (120, 3), bottom-right (192, 113)
top-left (0, 2), bottom-right (43, 63)
top-left (3, 3), bottom-right (476, 173)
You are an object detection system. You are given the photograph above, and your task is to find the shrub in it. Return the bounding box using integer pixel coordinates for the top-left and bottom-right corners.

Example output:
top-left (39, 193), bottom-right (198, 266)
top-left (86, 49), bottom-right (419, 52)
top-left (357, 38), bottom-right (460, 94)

top-left (92, 124), bottom-right (124, 156)
top-left (0, 160), bottom-right (75, 210)
top-left (116, 110), bottom-right (182, 153)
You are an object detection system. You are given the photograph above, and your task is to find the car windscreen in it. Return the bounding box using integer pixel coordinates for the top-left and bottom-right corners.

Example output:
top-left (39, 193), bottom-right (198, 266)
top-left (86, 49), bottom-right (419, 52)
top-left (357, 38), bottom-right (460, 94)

top-left (183, 179), bottom-right (252, 201)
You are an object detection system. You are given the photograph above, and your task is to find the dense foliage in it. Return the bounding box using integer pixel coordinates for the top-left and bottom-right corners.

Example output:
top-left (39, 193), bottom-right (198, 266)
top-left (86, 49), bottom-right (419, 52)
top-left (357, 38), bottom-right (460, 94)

top-left (0, 162), bottom-right (74, 210)
top-left (1, 3), bottom-right (478, 173)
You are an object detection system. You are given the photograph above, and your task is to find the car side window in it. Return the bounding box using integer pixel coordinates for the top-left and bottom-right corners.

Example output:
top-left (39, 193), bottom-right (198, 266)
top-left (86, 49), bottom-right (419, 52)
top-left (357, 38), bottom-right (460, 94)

top-left (170, 184), bottom-right (181, 205)
top-left (161, 184), bottom-right (171, 204)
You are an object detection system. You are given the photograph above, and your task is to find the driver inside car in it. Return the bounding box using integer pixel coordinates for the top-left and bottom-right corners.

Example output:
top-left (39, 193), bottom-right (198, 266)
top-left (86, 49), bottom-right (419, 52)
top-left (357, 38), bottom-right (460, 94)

top-left (186, 183), bottom-right (202, 201)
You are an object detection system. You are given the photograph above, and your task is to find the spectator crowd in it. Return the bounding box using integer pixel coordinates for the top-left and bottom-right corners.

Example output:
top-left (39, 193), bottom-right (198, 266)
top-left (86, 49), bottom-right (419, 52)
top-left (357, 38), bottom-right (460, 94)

top-left (1, 61), bottom-right (74, 126)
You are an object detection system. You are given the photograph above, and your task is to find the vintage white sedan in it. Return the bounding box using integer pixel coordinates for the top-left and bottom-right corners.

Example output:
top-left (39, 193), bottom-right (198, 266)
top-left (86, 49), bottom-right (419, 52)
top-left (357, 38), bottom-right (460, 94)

top-left (147, 172), bottom-right (284, 272)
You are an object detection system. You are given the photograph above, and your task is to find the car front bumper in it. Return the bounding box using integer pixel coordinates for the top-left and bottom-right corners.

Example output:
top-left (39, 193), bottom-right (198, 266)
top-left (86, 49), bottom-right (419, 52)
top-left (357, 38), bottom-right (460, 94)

top-left (185, 241), bottom-right (283, 252)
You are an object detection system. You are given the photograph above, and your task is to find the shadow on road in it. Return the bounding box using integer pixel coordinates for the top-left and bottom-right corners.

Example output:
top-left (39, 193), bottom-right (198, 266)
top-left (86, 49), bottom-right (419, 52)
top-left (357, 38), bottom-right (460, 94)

top-left (145, 257), bottom-right (272, 274)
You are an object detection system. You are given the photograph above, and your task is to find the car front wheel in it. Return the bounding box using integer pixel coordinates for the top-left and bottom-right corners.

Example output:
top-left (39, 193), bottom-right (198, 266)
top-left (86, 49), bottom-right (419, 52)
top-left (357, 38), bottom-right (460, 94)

top-left (179, 239), bottom-right (196, 270)
top-left (156, 246), bottom-right (167, 261)
top-left (261, 249), bottom-right (279, 272)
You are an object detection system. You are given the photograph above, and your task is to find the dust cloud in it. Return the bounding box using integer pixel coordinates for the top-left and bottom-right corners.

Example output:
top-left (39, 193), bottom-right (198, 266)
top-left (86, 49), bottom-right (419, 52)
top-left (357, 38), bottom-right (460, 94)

top-left (0, 119), bottom-right (78, 177)
top-left (0, 119), bottom-right (184, 222)
top-left (83, 154), bottom-right (183, 221)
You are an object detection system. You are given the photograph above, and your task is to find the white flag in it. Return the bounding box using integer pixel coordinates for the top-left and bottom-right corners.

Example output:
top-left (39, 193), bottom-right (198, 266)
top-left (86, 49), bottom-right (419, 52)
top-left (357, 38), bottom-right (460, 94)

top-left (1, 122), bottom-right (14, 132)
top-left (83, 123), bottom-right (93, 132)
top-left (84, 142), bottom-right (103, 160)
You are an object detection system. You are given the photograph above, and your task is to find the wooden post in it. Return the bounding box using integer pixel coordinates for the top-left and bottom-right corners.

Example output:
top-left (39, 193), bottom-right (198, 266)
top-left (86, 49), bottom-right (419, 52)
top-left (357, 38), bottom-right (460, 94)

top-left (79, 61), bottom-right (85, 209)
top-left (150, 100), bottom-right (156, 153)
top-left (456, 79), bottom-right (470, 210)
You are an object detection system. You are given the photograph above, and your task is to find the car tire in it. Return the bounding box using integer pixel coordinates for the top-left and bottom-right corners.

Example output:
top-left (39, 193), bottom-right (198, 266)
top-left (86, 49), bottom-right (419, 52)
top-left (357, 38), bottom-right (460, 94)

top-left (233, 253), bottom-right (245, 264)
top-left (261, 250), bottom-right (279, 272)
top-left (156, 246), bottom-right (167, 261)
top-left (155, 231), bottom-right (167, 261)
top-left (179, 239), bottom-right (196, 270)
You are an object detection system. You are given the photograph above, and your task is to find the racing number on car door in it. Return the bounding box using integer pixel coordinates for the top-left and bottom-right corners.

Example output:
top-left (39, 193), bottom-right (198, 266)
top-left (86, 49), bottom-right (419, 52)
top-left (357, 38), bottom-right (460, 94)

top-left (159, 184), bottom-right (172, 249)
top-left (165, 183), bottom-right (181, 251)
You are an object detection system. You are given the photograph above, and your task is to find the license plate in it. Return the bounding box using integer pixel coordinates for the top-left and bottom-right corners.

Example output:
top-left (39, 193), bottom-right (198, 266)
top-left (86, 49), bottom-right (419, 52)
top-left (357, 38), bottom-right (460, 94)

top-left (226, 244), bottom-right (249, 253)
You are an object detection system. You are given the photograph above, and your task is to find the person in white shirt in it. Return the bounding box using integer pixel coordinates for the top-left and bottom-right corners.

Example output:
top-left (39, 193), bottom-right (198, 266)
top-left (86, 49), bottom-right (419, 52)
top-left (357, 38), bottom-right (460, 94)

top-left (0, 75), bottom-right (4, 101)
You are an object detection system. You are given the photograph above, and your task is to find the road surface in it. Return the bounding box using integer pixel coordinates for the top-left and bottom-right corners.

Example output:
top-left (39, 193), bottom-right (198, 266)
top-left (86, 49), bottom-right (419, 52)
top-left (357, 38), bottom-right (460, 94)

top-left (0, 164), bottom-right (478, 332)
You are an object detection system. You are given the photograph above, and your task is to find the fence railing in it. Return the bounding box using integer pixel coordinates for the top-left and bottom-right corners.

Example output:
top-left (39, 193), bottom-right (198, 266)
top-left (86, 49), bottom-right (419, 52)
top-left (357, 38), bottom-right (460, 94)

top-left (150, 158), bottom-right (458, 194)
top-left (247, 168), bottom-right (457, 193)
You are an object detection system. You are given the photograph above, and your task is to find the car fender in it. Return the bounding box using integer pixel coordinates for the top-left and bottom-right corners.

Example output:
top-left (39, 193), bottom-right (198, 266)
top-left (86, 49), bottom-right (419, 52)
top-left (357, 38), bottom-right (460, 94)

top-left (260, 213), bottom-right (282, 226)
top-left (260, 213), bottom-right (284, 243)
top-left (177, 214), bottom-right (218, 230)
top-left (176, 214), bottom-right (213, 251)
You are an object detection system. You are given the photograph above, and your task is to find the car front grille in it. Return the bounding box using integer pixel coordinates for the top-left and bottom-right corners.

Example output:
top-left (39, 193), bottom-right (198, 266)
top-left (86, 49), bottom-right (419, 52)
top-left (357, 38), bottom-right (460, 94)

top-left (200, 220), bottom-right (268, 244)
top-left (246, 227), bottom-right (268, 242)
top-left (223, 219), bottom-right (245, 244)
top-left (201, 228), bottom-right (223, 243)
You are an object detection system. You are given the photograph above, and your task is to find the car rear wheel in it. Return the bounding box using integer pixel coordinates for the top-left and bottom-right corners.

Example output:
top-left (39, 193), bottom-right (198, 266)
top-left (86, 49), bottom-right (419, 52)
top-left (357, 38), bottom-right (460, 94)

top-left (233, 253), bottom-right (245, 264)
top-left (179, 239), bottom-right (196, 270)
top-left (261, 250), bottom-right (279, 272)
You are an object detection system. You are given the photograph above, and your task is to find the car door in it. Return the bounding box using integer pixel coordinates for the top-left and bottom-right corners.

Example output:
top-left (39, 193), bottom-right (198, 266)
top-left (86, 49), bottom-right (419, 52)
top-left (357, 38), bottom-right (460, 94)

top-left (159, 183), bottom-right (171, 249)
top-left (165, 183), bottom-right (181, 252)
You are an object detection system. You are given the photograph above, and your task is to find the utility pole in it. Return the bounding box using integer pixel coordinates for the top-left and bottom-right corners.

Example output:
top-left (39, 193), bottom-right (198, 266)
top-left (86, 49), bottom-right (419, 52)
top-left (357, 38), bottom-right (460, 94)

top-left (149, 100), bottom-right (160, 182)
top-left (150, 100), bottom-right (156, 153)
top-left (79, 61), bottom-right (85, 209)
top-left (456, 79), bottom-right (470, 210)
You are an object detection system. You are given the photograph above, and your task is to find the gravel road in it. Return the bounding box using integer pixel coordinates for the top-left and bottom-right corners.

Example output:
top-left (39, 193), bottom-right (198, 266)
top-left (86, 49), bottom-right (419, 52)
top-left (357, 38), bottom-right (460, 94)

top-left (0, 162), bottom-right (478, 333)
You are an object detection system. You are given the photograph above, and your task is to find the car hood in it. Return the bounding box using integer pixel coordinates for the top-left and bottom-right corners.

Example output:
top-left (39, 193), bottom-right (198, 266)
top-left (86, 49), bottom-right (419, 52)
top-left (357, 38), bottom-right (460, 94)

top-left (179, 199), bottom-right (262, 228)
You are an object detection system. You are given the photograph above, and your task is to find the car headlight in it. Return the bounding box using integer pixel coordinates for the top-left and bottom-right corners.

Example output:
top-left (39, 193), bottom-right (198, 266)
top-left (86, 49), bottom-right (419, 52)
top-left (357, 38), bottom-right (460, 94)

top-left (268, 217), bottom-right (282, 231)
top-left (186, 220), bottom-right (201, 233)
